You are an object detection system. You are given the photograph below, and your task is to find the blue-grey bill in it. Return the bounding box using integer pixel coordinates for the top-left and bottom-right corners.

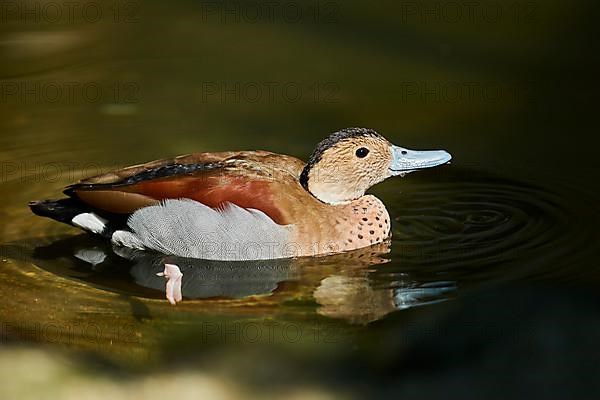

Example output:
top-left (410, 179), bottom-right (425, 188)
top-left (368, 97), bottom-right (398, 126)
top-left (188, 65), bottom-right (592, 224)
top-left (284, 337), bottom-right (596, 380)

top-left (389, 145), bottom-right (452, 175)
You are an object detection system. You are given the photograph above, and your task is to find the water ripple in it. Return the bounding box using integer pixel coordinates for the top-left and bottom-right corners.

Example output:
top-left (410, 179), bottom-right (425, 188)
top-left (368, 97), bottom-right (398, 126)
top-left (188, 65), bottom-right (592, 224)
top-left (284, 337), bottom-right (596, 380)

top-left (383, 169), bottom-right (597, 283)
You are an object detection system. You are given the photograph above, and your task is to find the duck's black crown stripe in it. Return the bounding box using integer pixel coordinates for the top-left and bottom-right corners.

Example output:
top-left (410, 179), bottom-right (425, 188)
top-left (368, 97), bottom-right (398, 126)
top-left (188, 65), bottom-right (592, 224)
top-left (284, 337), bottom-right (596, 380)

top-left (300, 127), bottom-right (381, 190)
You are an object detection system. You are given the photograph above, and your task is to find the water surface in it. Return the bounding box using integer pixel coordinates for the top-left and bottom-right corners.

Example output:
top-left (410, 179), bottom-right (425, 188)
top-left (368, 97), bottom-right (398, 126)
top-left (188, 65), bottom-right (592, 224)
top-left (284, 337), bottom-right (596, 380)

top-left (1, 0), bottom-right (598, 392)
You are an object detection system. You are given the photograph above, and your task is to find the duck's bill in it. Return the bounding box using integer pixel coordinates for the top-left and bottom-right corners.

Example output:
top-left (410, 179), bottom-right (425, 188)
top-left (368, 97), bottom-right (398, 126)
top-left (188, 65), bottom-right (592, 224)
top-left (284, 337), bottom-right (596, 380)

top-left (389, 145), bottom-right (452, 175)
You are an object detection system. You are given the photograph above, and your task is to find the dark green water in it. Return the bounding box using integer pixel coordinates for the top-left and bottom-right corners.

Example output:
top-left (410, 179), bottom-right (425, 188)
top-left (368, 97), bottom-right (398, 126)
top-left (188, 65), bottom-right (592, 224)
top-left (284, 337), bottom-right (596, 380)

top-left (1, 0), bottom-right (599, 397)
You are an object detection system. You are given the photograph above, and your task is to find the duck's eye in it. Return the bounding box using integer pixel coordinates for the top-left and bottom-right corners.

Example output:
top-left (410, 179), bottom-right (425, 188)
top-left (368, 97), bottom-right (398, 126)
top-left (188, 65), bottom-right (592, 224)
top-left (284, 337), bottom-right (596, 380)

top-left (355, 147), bottom-right (369, 158)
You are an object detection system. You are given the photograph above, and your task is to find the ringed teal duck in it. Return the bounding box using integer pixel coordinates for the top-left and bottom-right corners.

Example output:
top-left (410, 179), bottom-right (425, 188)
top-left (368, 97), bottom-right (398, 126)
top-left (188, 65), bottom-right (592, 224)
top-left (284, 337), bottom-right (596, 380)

top-left (29, 128), bottom-right (451, 261)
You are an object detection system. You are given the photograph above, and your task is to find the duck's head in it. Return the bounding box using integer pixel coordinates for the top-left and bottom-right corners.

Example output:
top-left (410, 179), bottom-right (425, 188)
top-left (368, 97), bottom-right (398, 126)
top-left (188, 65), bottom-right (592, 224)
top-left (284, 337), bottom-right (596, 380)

top-left (300, 127), bottom-right (451, 204)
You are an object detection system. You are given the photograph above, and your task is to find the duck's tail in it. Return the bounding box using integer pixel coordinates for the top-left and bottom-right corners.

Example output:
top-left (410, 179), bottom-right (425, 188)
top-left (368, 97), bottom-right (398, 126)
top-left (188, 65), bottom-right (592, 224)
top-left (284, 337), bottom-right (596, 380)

top-left (28, 198), bottom-right (89, 225)
top-left (28, 198), bottom-right (126, 238)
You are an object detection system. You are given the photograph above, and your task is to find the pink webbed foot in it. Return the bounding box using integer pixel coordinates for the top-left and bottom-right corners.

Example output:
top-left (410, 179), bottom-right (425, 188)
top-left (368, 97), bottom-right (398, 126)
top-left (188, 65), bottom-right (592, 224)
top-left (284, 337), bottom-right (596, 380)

top-left (156, 263), bottom-right (183, 305)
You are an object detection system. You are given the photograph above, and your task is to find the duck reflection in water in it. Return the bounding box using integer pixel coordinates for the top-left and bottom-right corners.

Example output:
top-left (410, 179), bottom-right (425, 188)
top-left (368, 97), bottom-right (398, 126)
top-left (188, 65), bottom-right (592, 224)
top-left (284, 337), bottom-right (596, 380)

top-left (0, 235), bottom-right (456, 324)
top-left (90, 239), bottom-right (453, 323)
top-left (14, 235), bottom-right (456, 324)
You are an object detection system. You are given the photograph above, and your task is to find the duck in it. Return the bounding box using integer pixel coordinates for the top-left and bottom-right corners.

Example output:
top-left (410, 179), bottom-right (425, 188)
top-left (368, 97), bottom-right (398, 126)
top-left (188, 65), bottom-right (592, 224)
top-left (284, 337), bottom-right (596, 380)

top-left (29, 127), bottom-right (451, 261)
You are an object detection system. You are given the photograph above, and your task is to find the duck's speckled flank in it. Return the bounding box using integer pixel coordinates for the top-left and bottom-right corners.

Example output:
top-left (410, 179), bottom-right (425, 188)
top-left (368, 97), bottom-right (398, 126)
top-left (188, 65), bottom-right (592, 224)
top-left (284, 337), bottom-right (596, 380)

top-left (335, 195), bottom-right (391, 252)
top-left (292, 195), bottom-right (391, 256)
